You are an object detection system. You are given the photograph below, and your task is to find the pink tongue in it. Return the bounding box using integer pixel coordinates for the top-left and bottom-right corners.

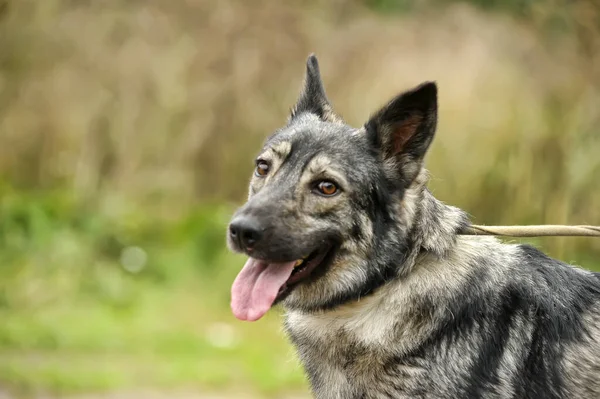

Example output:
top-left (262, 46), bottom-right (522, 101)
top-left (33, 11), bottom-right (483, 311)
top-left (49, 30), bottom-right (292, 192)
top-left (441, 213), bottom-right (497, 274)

top-left (231, 258), bottom-right (296, 321)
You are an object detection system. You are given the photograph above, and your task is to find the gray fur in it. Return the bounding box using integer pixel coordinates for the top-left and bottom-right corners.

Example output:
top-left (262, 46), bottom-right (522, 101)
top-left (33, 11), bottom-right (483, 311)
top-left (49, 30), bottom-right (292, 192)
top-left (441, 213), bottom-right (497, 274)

top-left (228, 55), bottom-right (600, 398)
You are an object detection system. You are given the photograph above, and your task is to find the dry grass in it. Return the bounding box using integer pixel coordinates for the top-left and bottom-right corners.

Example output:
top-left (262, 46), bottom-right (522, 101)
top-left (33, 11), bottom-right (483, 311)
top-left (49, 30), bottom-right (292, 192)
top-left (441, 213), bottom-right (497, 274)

top-left (1, 1), bottom-right (598, 244)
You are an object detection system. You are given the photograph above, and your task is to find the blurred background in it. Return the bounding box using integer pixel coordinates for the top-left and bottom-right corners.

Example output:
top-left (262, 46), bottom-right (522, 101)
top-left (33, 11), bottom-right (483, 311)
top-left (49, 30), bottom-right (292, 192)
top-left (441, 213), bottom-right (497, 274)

top-left (0, 0), bottom-right (599, 398)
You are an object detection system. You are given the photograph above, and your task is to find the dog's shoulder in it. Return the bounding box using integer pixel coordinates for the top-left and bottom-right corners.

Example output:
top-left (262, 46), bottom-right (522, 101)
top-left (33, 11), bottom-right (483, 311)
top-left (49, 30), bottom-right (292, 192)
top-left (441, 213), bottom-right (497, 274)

top-left (513, 243), bottom-right (600, 397)
top-left (513, 243), bottom-right (600, 307)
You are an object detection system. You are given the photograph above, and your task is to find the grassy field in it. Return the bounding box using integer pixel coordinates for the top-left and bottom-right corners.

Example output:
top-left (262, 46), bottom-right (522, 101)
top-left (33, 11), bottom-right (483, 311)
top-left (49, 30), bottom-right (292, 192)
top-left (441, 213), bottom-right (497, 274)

top-left (0, 191), bottom-right (308, 397)
top-left (0, 0), bottom-right (599, 397)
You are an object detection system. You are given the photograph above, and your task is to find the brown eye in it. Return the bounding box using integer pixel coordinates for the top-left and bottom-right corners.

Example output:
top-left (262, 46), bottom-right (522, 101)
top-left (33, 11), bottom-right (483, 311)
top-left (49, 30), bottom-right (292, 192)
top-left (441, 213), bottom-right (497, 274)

top-left (316, 181), bottom-right (338, 196)
top-left (255, 160), bottom-right (269, 177)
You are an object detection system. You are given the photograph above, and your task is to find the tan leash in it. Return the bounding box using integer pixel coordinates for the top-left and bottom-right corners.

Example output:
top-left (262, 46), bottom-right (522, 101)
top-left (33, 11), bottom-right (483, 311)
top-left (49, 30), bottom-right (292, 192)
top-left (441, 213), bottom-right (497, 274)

top-left (460, 225), bottom-right (600, 237)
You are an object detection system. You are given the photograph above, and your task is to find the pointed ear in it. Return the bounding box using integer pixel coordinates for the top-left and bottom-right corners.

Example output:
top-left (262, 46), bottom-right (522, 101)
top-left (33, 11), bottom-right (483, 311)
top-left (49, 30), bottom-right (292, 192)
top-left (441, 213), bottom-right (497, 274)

top-left (365, 82), bottom-right (438, 186)
top-left (290, 54), bottom-right (342, 124)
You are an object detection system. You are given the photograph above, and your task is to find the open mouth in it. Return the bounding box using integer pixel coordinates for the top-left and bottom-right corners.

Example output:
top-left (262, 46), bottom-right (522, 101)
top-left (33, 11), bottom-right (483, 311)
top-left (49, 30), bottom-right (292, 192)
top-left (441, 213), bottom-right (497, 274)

top-left (230, 244), bottom-right (334, 322)
top-left (277, 245), bottom-right (333, 300)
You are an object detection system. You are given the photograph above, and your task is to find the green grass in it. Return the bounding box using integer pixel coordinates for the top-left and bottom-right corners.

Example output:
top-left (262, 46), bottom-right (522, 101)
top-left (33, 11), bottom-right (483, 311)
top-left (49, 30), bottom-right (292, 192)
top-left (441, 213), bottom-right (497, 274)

top-left (0, 188), bottom-right (307, 397)
top-left (0, 293), bottom-right (306, 396)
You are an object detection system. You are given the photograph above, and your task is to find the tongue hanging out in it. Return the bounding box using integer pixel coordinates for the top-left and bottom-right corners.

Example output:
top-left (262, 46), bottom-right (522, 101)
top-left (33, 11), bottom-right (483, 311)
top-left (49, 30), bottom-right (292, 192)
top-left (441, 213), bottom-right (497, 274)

top-left (231, 258), bottom-right (297, 321)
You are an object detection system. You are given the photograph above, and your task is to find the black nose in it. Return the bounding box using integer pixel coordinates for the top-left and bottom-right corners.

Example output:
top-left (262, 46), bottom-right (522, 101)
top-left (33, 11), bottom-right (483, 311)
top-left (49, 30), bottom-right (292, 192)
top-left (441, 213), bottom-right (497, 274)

top-left (229, 216), bottom-right (263, 249)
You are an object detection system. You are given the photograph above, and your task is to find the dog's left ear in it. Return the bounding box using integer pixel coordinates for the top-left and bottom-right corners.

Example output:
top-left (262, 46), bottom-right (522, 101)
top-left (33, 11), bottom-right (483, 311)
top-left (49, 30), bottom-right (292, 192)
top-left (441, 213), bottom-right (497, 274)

top-left (290, 54), bottom-right (342, 124)
top-left (365, 82), bottom-right (437, 186)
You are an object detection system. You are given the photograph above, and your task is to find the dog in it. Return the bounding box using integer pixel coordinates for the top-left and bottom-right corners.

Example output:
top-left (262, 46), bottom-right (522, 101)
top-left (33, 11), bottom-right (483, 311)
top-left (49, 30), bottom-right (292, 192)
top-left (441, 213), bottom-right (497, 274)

top-left (226, 54), bottom-right (600, 398)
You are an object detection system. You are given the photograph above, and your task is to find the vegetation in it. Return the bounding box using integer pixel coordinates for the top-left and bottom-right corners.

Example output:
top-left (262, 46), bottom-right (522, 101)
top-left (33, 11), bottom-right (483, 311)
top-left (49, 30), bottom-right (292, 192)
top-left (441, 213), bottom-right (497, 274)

top-left (0, 0), bottom-right (598, 397)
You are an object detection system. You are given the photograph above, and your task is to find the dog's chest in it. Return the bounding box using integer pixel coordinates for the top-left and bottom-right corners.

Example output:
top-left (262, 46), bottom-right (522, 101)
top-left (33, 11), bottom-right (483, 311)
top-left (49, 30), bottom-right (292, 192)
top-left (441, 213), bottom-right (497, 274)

top-left (284, 307), bottom-right (429, 398)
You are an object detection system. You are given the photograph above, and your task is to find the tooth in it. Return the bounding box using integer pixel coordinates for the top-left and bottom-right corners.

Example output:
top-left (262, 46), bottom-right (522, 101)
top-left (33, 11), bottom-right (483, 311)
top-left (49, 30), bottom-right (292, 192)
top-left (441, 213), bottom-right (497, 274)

top-left (295, 259), bottom-right (304, 267)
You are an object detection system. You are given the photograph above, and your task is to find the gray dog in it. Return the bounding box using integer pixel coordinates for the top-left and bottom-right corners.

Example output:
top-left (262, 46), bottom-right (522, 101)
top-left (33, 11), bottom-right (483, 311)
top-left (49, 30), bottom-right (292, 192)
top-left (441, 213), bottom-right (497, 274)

top-left (227, 54), bottom-right (600, 399)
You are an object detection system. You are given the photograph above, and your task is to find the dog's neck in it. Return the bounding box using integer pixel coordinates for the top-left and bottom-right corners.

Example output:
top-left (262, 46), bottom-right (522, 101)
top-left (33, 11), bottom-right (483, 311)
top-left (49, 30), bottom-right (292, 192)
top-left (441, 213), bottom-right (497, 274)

top-left (397, 169), bottom-right (470, 275)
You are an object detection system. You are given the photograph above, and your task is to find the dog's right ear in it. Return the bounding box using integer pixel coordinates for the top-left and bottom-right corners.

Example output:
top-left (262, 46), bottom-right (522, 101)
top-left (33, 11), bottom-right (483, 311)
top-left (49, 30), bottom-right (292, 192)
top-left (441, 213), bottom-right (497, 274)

top-left (365, 82), bottom-right (438, 187)
top-left (290, 54), bottom-right (342, 124)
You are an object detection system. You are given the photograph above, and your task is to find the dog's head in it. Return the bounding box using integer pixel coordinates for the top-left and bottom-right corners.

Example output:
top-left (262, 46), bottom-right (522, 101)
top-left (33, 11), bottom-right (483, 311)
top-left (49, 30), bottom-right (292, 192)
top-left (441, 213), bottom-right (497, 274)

top-left (228, 55), bottom-right (438, 321)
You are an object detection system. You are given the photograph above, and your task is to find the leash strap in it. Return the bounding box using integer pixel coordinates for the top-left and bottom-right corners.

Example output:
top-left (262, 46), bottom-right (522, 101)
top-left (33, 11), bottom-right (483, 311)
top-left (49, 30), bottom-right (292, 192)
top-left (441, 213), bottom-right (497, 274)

top-left (460, 225), bottom-right (600, 237)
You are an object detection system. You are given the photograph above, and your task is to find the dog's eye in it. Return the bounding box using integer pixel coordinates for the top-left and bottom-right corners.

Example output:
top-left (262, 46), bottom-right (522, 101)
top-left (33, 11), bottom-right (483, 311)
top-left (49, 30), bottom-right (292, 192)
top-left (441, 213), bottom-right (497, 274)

top-left (255, 160), bottom-right (270, 177)
top-left (315, 181), bottom-right (338, 196)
